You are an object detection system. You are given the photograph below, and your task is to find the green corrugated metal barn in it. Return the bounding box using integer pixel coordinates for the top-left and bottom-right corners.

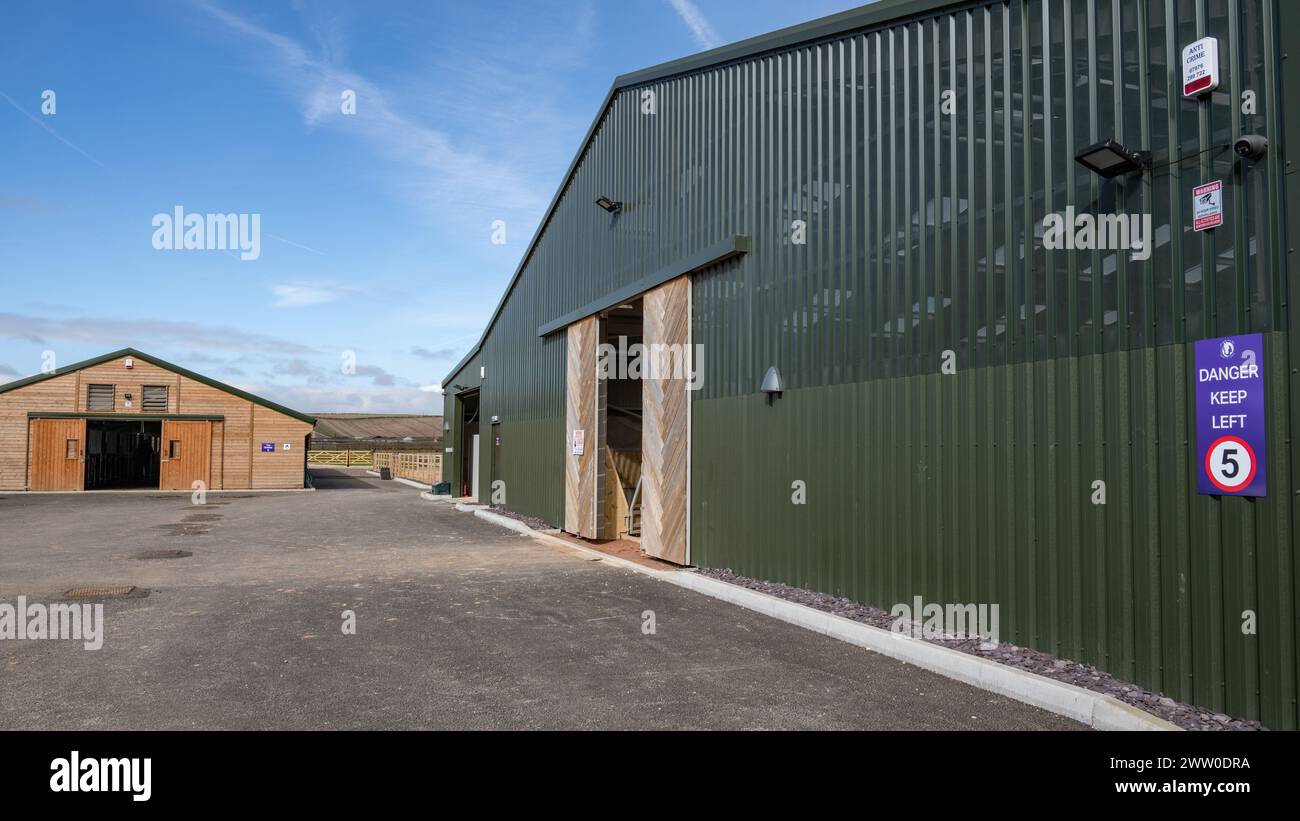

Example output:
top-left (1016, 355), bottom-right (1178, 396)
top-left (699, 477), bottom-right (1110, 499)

top-left (443, 0), bottom-right (1300, 728)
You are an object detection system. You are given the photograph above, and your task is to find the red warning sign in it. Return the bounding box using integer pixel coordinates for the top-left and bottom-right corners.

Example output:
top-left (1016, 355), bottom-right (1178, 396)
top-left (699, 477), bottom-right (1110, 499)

top-left (1192, 181), bottom-right (1223, 232)
top-left (1182, 37), bottom-right (1220, 98)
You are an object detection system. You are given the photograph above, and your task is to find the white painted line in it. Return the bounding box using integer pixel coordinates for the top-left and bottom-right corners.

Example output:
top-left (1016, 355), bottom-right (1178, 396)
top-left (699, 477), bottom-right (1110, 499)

top-left (460, 509), bottom-right (1178, 731)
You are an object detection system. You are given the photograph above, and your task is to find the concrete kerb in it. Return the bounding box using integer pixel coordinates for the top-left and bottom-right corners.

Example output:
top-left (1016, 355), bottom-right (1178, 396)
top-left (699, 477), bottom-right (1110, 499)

top-left (470, 507), bottom-right (551, 536)
top-left (362, 470), bottom-right (431, 492)
top-left (459, 506), bottom-right (1178, 732)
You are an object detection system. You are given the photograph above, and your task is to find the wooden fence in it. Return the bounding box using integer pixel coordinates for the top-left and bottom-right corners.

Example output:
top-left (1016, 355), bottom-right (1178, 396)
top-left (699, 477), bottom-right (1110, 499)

top-left (371, 451), bottom-right (442, 484)
top-left (308, 450), bottom-right (442, 484)
top-left (307, 450), bottom-right (373, 467)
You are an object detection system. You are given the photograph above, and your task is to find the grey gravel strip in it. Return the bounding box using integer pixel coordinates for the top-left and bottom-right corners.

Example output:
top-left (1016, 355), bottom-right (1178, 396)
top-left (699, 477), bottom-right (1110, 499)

top-left (484, 505), bottom-right (554, 531)
top-left (698, 568), bottom-right (1264, 732)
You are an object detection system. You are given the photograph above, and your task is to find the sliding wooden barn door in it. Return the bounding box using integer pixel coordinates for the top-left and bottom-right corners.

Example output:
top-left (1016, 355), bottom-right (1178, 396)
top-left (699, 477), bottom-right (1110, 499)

top-left (641, 276), bottom-right (690, 564)
top-left (564, 316), bottom-right (599, 538)
top-left (29, 418), bottom-right (86, 491)
top-left (159, 420), bottom-right (211, 491)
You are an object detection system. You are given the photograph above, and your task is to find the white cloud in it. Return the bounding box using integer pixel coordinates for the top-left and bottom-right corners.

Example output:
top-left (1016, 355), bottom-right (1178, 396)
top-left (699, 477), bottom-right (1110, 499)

top-left (237, 382), bottom-right (444, 415)
top-left (271, 282), bottom-right (350, 307)
top-left (0, 312), bottom-right (315, 354)
top-left (666, 0), bottom-right (722, 50)
top-left (195, 1), bottom-right (550, 216)
top-left (418, 383), bottom-right (442, 393)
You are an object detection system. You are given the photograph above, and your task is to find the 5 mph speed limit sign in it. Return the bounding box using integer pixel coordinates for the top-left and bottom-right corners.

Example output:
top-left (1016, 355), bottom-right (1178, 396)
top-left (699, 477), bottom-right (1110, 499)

top-left (1204, 435), bottom-right (1257, 493)
top-left (1195, 334), bottom-right (1266, 497)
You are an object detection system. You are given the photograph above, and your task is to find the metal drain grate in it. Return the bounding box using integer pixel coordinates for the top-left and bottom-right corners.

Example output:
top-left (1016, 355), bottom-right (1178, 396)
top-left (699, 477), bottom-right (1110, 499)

top-left (64, 585), bottom-right (139, 599)
top-left (135, 549), bottom-right (192, 560)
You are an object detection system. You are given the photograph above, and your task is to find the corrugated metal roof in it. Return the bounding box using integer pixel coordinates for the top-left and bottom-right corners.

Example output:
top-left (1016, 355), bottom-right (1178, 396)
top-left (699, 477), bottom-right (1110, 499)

top-left (443, 0), bottom-right (954, 387)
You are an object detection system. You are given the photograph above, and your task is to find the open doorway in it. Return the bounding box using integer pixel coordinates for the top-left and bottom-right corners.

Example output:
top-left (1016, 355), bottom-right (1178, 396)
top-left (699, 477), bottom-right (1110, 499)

top-left (458, 389), bottom-right (480, 499)
top-left (85, 420), bottom-right (161, 490)
top-left (601, 299), bottom-right (643, 539)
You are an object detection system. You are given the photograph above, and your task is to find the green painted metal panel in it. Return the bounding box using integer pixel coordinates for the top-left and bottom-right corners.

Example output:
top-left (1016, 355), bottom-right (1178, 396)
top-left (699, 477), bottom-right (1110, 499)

top-left (440, 0), bottom-right (1296, 727)
top-left (691, 336), bottom-right (1293, 725)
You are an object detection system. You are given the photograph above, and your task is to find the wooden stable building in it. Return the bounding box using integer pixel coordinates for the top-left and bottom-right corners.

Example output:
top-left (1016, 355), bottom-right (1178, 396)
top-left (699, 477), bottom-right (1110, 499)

top-left (0, 348), bottom-right (315, 491)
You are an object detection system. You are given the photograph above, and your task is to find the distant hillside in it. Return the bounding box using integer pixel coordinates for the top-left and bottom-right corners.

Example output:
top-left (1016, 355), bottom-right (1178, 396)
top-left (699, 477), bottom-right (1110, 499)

top-left (309, 413), bottom-right (443, 449)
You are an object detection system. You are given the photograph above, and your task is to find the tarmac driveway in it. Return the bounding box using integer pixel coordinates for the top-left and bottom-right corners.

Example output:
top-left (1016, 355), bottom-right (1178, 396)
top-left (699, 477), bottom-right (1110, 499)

top-left (0, 469), bottom-right (1082, 730)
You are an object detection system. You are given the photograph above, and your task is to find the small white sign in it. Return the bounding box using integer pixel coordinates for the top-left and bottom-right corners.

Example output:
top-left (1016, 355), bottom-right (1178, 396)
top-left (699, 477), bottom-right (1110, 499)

top-left (1193, 180), bottom-right (1223, 232)
top-left (1182, 36), bottom-right (1219, 97)
top-left (572, 429), bottom-right (585, 456)
top-left (282, 443), bottom-right (292, 451)
top-left (123, 399), bottom-right (132, 408)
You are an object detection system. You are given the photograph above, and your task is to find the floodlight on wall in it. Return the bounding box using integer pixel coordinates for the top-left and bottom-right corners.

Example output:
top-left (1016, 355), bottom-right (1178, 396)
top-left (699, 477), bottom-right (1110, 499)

top-left (760, 365), bottom-right (784, 404)
top-left (595, 196), bottom-right (623, 213)
top-left (1074, 139), bottom-right (1151, 177)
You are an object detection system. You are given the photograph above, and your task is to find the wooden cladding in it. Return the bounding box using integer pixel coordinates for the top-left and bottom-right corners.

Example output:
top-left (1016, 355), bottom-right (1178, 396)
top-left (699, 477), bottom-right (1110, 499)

top-left (2, 353), bottom-right (312, 490)
top-left (159, 420), bottom-right (211, 491)
top-left (29, 418), bottom-right (86, 491)
top-left (641, 276), bottom-right (690, 565)
top-left (564, 316), bottom-right (599, 538)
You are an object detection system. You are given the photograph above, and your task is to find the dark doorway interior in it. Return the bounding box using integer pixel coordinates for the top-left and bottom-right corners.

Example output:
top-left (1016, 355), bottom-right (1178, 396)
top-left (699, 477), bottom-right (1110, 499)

top-left (602, 298), bottom-right (643, 538)
top-left (459, 390), bottom-right (480, 498)
top-left (85, 420), bottom-right (161, 490)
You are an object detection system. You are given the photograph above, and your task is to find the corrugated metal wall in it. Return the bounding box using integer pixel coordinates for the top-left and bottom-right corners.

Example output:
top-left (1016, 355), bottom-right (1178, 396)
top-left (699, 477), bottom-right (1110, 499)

top-left (445, 0), bottom-right (1296, 726)
top-left (690, 0), bottom-right (1294, 727)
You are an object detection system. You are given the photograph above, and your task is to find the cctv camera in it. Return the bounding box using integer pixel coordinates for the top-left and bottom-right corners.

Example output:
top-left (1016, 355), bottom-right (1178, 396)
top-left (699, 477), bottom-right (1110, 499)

top-left (1234, 134), bottom-right (1267, 161)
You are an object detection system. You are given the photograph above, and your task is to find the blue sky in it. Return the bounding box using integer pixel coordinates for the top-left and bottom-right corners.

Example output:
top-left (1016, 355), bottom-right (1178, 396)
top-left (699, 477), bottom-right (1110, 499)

top-left (0, 0), bottom-right (863, 414)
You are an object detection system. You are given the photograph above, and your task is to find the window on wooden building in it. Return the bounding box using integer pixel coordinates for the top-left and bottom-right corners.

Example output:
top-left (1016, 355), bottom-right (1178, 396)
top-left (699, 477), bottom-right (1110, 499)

top-left (142, 385), bottom-right (169, 412)
top-left (87, 384), bottom-right (114, 411)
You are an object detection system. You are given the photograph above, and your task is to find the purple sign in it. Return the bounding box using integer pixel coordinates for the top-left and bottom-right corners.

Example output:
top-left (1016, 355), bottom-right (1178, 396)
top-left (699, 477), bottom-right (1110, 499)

top-left (261, 442), bottom-right (275, 453)
top-left (1195, 333), bottom-right (1266, 496)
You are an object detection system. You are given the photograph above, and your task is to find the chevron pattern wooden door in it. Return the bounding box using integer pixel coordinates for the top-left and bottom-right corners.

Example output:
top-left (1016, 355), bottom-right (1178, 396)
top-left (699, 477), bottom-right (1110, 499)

top-left (564, 316), bottom-right (599, 537)
top-left (642, 276), bottom-right (689, 564)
